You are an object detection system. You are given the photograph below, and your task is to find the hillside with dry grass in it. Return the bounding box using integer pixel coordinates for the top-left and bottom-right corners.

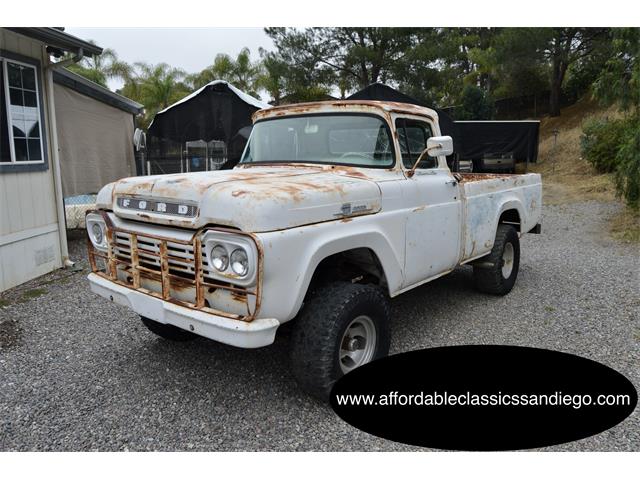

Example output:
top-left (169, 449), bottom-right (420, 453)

top-left (522, 97), bottom-right (638, 242)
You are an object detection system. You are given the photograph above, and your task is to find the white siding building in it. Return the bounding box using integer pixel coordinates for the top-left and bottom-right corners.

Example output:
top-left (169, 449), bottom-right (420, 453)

top-left (0, 28), bottom-right (113, 291)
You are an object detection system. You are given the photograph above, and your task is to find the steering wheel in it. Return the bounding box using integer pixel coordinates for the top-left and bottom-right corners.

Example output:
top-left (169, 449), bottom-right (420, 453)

top-left (339, 151), bottom-right (374, 160)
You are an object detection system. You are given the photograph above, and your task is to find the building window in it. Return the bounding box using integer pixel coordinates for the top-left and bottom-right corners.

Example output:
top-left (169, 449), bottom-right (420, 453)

top-left (1, 58), bottom-right (45, 164)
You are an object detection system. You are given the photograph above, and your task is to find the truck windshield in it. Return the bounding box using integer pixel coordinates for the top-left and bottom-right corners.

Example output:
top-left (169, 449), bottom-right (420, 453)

top-left (240, 114), bottom-right (395, 168)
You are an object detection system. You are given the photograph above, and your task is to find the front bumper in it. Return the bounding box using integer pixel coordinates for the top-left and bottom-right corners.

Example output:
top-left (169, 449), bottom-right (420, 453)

top-left (88, 273), bottom-right (279, 348)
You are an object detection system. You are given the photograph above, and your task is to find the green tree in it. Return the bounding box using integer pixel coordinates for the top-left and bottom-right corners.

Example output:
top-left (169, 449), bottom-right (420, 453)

top-left (258, 32), bottom-right (336, 103)
top-left (454, 85), bottom-right (494, 120)
top-left (392, 28), bottom-right (450, 106)
top-left (593, 28), bottom-right (639, 113)
top-left (265, 27), bottom-right (419, 90)
top-left (589, 28), bottom-right (640, 209)
top-left (120, 62), bottom-right (190, 127)
top-left (483, 28), bottom-right (610, 116)
top-left (543, 28), bottom-right (610, 116)
top-left (255, 49), bottom-right (287, 105)
top-left (187, 48), bottom-right (262, 97)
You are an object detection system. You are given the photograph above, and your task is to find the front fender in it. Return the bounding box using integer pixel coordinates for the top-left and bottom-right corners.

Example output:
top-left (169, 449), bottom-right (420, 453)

top-left (256, 212), bottom-right (405, 323)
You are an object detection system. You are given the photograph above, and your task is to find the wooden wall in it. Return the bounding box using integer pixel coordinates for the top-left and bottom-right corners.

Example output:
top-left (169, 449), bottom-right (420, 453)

top-left (0, 29), bottom-right (62, 291)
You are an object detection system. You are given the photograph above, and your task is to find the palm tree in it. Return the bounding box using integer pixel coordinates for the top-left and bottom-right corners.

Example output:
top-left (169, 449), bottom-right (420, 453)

top-left (187, 48), bottom-right (262, 97)
top-left (255, 49), bottom-right (286, 104)
top-left (186, 53), bottom-right (235, 90)
top-left (144, 63), bottom-right (188, 119)
top-left (232, 48), bottom-right (262, 97)
top-left (121, 62), bottom-right (189, 127)
top-left (66, 43), bottom-right (132, 88)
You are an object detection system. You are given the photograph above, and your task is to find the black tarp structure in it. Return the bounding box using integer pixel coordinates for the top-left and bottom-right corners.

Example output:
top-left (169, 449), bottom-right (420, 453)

top-left (147, 80), bottom-right (270, 168)
top-left (347, 83), bottom-right (540, 168)
top-left (347, 83), bottom-right (462, 155)
top-left (455, 121), bottom-right (539, 163)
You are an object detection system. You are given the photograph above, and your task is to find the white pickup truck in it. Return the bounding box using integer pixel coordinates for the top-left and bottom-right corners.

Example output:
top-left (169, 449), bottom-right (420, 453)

top-left (86, 100), bottom-right (542, 399)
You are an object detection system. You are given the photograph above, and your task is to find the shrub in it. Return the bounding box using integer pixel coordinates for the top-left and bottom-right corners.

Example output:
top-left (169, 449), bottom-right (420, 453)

top-left (581, 115), bottom-right (640, 209)
top-left (580, 117), bottom-right (625, 173)
top-left (613, 116), bottom-right (640, 209)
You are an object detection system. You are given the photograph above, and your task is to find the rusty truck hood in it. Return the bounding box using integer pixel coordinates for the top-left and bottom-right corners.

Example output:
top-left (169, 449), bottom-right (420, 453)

top-left (111, 165), bottom-right (382, 232)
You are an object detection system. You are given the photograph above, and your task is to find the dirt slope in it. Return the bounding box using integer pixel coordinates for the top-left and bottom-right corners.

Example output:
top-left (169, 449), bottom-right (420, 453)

top-left (526, 96), bottom-right (620, 205)
top-left (525, 96), bottom-right (638, 242)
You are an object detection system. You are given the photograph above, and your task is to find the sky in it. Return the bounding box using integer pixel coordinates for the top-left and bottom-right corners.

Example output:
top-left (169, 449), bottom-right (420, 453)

top-left (65, 28), bottom-right (275, 94)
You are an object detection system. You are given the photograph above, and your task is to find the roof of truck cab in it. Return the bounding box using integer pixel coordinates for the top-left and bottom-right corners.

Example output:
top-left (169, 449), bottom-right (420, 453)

top-left (252, 100), bottom-right (438, 122)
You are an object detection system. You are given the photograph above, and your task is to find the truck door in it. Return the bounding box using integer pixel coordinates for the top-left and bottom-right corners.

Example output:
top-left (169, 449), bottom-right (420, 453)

top-left (397, 117), bottom-right (462, 288)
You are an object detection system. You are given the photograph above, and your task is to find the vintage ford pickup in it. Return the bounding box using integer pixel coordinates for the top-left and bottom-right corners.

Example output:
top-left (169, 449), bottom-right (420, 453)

top-left (86, 100), bottom-right (542, 399)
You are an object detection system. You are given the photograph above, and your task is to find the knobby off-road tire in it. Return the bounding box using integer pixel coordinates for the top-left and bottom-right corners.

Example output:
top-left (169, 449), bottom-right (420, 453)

top-left (141, 316), bottom-right (197, 341)
top-left (473, 224), bottom-right (520, 296)
top-left (290, 282), bottom-right (391, 401)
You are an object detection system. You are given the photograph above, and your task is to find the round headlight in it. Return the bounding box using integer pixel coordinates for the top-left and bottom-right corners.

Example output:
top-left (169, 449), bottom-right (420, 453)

top-left (210, 244), bottom-right (229, 271)
top-left (91, 223), bottom-right (104, 245)
top-left (230, 248), bottom-right (249, 277)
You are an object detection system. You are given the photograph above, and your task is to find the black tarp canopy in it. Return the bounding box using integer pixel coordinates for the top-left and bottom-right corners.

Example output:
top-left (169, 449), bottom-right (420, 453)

top-left (147, 80), bottom-right (270, 145)
top-left (347, 83), bottom-right (539, 166)
top-left (455, 121), bottom-right (539, 163)
top-left (347, 83), bottom-right (462, 155)
top-left (146, 81), bottom-right (270, 169)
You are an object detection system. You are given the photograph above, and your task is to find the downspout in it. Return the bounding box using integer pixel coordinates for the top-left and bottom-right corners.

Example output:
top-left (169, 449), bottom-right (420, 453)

top-left (44, 47), bottom-right (84, 268)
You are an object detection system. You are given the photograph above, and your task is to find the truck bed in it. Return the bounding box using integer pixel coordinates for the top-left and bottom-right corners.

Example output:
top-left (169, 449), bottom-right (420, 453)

top-left (458, 172), bottom-right (542, 262)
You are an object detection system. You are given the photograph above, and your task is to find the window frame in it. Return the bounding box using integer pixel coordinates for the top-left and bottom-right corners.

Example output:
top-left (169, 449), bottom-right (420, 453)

top-left (241, 112), bottom-right (396, 169)
top-left (0, 49), bottom-right (49, 173)
top-left (395, 117), bottom-right (437, 170)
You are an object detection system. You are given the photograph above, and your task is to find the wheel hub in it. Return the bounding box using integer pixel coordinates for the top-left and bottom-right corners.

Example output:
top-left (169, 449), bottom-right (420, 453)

top-left (502, 242), bottom-right (515, 278)
top-left (339, 315), bottom-right (377, 373)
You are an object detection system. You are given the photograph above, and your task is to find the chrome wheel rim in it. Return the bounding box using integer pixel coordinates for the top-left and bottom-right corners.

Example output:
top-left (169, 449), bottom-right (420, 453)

top-left (502, 242), bottom-right (515, 278)
top-left (339, 315), bottom-right (377, 374)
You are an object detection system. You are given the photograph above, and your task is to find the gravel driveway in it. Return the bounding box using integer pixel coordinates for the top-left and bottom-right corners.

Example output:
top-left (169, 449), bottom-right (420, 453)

top-left (1, 201), bottom-right (638, 451)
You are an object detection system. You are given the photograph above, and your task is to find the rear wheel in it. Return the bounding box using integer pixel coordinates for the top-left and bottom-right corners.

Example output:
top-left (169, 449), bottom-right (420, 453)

top-left (290, 282), bottom-right (391, 401)
top-left (473, 224), bottom-right (520, 295)
top-left (140, 316), bottom-right (197, 341)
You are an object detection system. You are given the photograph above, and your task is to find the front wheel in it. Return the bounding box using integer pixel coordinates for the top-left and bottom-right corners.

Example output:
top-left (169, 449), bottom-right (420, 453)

top-left (290, 282), bottom-right (391, 401)
top-left (473, 224), bottom-right (520, 295)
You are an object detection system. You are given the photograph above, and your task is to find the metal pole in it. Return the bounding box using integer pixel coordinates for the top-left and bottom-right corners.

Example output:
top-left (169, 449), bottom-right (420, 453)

top-left (551, 129), bottom-right (559, 174)
top-left (44, 56), bottom-right (73, 267)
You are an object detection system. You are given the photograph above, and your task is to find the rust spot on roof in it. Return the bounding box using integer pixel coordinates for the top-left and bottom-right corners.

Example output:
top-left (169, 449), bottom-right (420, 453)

top-left (253, 100), bottom-right (437, 123)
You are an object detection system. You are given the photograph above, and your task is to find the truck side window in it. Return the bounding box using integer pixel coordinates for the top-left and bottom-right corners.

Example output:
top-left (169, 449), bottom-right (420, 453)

top-left (396, 119), bottom-right (437, 169)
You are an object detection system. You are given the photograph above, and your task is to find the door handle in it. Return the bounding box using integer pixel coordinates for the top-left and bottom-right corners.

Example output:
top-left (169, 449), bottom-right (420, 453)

top-left (445, 179), bottom-right (458, 186)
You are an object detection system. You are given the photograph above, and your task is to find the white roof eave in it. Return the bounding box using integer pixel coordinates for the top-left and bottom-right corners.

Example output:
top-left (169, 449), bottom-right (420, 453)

top-left (155, 80), bottom-right (270, 116)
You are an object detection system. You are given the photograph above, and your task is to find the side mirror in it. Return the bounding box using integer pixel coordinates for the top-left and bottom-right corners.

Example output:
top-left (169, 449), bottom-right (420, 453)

top-left (407, 136), bottom-right (454, 177)
top-left (425, 136), bottom-right (453, 157)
